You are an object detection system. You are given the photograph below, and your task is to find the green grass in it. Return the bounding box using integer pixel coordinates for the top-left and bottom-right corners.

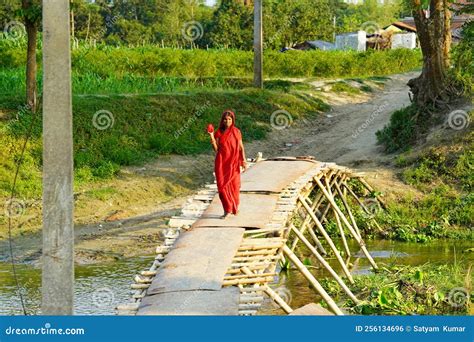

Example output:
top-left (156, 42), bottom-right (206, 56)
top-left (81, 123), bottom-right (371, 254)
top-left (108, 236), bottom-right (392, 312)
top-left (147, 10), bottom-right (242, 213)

top-left (330, 81), bottom-right (362, 94)
top-left (85, 187), bottom-right (119, 201)
top-left (376, 105), bottom-right (419, 153)
top-left (0, 87), bottom-right (329, 201)
top-left (0, 44), bottom-right (422, 80)
top-left (369, 127), bottom-right (474, 242)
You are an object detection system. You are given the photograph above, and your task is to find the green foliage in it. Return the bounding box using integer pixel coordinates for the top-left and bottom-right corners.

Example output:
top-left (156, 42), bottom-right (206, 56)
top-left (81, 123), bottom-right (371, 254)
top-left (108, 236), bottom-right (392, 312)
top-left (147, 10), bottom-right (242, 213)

top-left (374, 129), bottom-right (474, 241)
top-left (330, 81), bottom-right (361, 94)
top-left (0, 44), bottom-right (422, 82)
top-left (322, 262), bottom-right (471, 315)
top-left (206, 0), bottom-right (253, 50)
top-left (0, 0), bottom-right (404, 50)
top-left (335, 0), bottom-right (403, 35)
top-left (451, 0), bottom-right (474, 98)
top-left (376, 105), bottom-right (419, 153)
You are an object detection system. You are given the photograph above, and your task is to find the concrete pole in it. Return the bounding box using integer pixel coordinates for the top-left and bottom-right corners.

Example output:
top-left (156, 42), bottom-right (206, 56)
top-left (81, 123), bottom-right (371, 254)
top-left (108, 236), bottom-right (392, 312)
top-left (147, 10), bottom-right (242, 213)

top-left (253, 0), bottom-right (263, 88)
top-left (42, 0), bottom-right (74, 315)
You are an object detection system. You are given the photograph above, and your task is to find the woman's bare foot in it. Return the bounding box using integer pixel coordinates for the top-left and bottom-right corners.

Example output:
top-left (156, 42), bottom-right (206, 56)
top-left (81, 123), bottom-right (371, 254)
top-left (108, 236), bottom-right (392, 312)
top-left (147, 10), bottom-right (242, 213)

top-left (221, 212), bottom-right (231, 219)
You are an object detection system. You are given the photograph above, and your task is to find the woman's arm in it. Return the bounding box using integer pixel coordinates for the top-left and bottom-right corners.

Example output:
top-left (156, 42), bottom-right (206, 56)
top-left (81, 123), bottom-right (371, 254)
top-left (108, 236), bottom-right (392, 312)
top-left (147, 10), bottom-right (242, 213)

top-left (239, 139), bottom-right (247, 170)
top-left (209, 132), bottom-right (218, 152)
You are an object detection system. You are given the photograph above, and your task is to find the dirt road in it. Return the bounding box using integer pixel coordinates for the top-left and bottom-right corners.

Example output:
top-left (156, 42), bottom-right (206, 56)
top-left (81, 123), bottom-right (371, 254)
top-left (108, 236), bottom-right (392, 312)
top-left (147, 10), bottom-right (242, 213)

top-left (246, 72), bottom-right (419, 167)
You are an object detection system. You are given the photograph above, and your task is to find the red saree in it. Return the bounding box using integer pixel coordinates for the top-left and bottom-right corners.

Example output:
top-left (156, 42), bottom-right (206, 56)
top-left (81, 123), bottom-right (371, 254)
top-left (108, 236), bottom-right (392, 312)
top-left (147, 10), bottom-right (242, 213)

top-left (214, 111), bottom-right (244, 215)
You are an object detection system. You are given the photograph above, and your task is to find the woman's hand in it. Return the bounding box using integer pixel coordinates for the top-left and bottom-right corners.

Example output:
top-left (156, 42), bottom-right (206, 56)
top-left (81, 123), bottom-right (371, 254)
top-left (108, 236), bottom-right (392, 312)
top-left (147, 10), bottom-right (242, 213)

top-left (241, 160), bottom-right (248, 172)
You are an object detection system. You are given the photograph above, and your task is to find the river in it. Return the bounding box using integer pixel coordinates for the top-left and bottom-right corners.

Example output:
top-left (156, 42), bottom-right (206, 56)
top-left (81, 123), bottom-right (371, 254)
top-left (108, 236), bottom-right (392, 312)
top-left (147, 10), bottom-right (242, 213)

top-left (0, 239), bottom-right (472, 315)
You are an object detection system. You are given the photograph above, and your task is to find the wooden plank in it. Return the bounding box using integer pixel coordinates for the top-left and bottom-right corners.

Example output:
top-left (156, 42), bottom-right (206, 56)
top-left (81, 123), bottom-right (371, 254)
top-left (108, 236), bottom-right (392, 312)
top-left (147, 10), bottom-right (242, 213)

top-left (192, 194), bottom-right (279, 229)
top-left (146, 228), bottom-right (244, 295)
top-left (137, 287), bottom-right (240, 315)
top-left (240, 160), bottom-right (321, 193)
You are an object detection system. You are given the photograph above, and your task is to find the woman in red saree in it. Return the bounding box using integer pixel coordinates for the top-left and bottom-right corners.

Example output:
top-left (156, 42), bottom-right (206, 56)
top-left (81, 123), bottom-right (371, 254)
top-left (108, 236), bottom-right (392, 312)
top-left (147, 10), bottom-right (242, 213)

top-left (209, 110), bottom-right (247, 219)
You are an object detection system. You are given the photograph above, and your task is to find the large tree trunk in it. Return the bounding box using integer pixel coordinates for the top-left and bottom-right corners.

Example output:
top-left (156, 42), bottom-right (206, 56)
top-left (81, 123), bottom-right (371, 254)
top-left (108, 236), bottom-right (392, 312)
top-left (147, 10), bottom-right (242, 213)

top-left (408, 0), bottom-right (453, 107)
top-left (22, 0), bottom-right (38, 113)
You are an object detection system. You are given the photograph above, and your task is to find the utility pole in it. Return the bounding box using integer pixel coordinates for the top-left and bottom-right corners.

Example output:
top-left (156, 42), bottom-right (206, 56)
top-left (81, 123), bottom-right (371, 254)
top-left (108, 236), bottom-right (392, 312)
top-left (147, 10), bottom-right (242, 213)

top-left (253, 0), bottom-right (263, 88)
top-left (42, 0), bottom-right (74, 315)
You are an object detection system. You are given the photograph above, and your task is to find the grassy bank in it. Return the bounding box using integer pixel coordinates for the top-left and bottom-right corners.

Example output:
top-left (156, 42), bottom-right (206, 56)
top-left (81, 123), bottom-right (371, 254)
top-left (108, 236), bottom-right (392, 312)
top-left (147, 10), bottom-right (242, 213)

top-left (0, 81), bottom-right (334, 239)
top-left (1, 88), bottom-right (328, 198)
top-left (361, 108), bottom-right (474, 242)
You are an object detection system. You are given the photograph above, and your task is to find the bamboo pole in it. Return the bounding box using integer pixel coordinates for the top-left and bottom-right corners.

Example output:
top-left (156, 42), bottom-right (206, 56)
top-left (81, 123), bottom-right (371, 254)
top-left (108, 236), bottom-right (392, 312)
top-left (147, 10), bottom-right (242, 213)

top-left (294, 173), bottom-right (347, 252)
top-left (224, 272), bottom-right (277, 280)
top-left (298, 195), bottom-right (355, 283)
top-left (313, 177), bottom-right (378, 270)
top-left (316, 174), bottom-right (347, 224)
top-left (290, 225), bottom-right (359, 304)
top-left (342, 182), bottom-right (371, 214)
top-left (223, 276), bottom-right (274, 286)
top-left (356, 177), bottom-right (387, 209)
top-left (241, 267), bottom-right (293, 314)
top-left (334, 208), bottom-right (350, 257)
top-left (290, 182), bottom-right (339, 255)
top-left (334, 181), bottom-right (362, 239)
top-left (342, 182), bottom-right (384, 232)
top-left (290, 208), bottom-right (326, 256)
top-left (324, 177), bottom-right (351, 257)
top-left (282, 245), bottom-right (343, 315)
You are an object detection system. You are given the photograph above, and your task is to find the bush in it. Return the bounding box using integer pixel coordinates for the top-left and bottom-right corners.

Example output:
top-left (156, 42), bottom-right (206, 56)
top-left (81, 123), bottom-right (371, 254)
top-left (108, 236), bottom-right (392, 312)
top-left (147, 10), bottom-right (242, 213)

top-left (376, 105), bottom-right (419, 153)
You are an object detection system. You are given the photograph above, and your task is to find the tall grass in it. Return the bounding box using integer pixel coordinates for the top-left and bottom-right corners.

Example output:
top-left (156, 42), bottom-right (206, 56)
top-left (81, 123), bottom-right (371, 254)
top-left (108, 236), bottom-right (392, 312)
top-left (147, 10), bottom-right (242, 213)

top-left (1, 44), bottom-right (422, 79)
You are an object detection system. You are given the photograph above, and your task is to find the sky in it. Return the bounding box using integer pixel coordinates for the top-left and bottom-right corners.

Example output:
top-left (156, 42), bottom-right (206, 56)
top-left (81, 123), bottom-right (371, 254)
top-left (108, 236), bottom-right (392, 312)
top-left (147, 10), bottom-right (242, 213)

top-left (205, 0), bottom-right (217, 6)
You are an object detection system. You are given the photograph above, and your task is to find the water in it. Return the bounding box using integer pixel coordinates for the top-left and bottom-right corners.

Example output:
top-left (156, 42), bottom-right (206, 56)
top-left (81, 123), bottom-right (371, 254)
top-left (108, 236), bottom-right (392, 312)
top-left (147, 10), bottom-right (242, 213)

top-left (0, 256), bottom-right (154, 315)
top-left (0, 240), bottom-right (472, 315)
top-left (260, 239), bottom-right (473, 314)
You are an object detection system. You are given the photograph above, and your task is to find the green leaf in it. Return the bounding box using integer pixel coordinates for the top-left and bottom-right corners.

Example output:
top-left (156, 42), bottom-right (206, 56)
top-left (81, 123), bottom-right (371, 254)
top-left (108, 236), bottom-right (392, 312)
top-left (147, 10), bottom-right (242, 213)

top-left (378, 292), bottom-right (389, 306)
top-left (414, 270), bottom-right (424, 283)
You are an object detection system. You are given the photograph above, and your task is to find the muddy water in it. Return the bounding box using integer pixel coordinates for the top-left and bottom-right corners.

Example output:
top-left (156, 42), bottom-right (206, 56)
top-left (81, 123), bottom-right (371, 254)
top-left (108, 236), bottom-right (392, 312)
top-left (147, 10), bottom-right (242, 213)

top-left (0, 239), bottom-right (472, 315)
top-left (0, 256), bottom-right (154, 315)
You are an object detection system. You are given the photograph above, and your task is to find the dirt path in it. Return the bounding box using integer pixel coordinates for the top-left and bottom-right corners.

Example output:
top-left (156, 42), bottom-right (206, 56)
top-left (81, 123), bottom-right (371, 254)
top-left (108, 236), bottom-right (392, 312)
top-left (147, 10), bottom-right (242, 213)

top-left (246, 72), bottom-right (418, 166)
top-left (2, 72), bottom-right (421, 265)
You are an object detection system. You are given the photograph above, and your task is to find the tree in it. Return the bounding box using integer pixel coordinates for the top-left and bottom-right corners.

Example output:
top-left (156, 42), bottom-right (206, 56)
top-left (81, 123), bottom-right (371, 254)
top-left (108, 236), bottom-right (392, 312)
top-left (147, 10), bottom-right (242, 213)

top-left (407, 0), bottom-right (458, 107)
top-left (71, 0), bottom-right (106, 42)
top-left (335, 0), bottom-right (403, 35)
top-left (207, 0), bottom-right (253, 49)
top-left (19, 0), bottom-right (41, 112)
